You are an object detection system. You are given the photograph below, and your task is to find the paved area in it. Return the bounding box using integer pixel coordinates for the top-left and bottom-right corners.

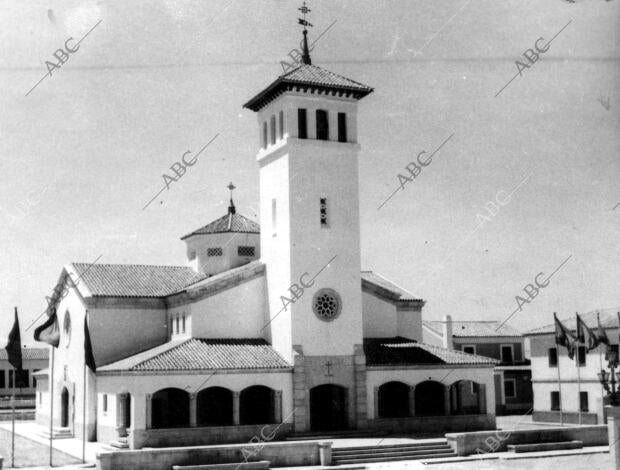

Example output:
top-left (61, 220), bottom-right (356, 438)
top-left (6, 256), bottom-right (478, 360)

top-left (0, 421), bottom-right (106, 466)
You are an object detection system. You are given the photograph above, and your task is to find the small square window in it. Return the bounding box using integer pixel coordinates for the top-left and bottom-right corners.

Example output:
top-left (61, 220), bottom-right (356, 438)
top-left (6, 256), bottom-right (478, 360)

top-left (578, 346), bottom-right (586, 366)
top-left (207, 247), bottom-right (223, 257)
top-left (548, 347), bottom-right (558, 367)
top-left (580, 391), bottom-right (588, 412)
top-left (501, 345), bottom-right (514, 363)
top-left (462, 345), bottom-right (476, 355)
top-left (238, 246), bottom-right (255, 257)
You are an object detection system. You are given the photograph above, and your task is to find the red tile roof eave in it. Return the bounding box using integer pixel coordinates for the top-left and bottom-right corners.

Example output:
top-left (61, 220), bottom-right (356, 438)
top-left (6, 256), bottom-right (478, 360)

top-left (97, 366), bottom-right (293, 376)
top-left (243, 82), bottom-right (373, 112)
top-left (180, 229), bottom-right (260, 241)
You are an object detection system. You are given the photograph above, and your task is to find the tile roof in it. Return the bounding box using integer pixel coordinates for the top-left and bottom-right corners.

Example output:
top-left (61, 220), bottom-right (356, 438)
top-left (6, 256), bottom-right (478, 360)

top-left (364, 337), bottom-right (497, 366)
top-left (71, 263), bottom-right (209, 298)
top-left (423, 321), bottom-right (522, 338)
top-left (0, 347), bottom-right (48, 361)
top-left (244, 64), bottom-right (373, 111)
top-left (361, 271), bottom-right (421, 302)
top-left (181, 212), bottom-right (259, 239)
top-left (98, 338), bottom-right (291, 372)
top-left (525, 307), bottom-right (620, 335)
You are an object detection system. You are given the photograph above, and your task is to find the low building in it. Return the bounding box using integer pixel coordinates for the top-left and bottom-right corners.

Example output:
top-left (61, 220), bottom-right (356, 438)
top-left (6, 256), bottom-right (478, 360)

top-left (524, 308), bottom-right (619, 424)
top-left (0, 346), bottom-right (49, 404)
top-left (423, 316), bottom-right (532, 415)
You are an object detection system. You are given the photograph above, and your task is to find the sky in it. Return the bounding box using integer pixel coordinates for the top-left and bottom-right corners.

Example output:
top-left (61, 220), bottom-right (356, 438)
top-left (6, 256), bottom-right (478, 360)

top-left (0, 0), bottom-right (619, 345)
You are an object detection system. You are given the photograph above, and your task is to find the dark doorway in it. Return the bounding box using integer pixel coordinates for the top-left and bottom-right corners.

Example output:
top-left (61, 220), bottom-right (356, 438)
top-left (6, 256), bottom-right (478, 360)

top-left (151, 388), bottom-right (190, 428)
top-left (378, 381), bottom-right (410, 418)
top-left (240, 386), bottom-right (275, 425)
top-left (414, 381), bottom-right (445, 416)
top-left (310, 384), bottom-right (347, 431)
top-left (61, 387), bottom-right (69, 427)
top-left (124, 394), bottom-right (132, 428)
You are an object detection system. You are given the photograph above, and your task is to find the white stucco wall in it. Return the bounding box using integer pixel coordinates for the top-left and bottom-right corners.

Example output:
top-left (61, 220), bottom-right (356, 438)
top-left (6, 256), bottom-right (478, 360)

top-left (185, 231), bottom-right (260, 276)
top-left (363, 292), bottom-right (398, 337)
top-left (257, 92), bottom-right (364, 360)
top-left (89, 305), bottom-right (168, 367)
top-left (186, 275), bottom-right (268, 339)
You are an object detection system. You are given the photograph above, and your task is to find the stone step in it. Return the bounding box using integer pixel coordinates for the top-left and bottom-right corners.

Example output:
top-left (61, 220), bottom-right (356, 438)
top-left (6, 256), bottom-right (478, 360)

top-left (333, 444), bottom-right (452, 456)
top-left (38, 427), bottom-right (73, 439)
top-left (507, 440), bottom-right (583, 453)
top-left (172, 461), bottom-right (270, 470)
top-left (286, 430), bottom-right (386, 440)
top-left (333, 451), bottom-right (458, 465)
top-left (333, 440), bottom-right (449, 453)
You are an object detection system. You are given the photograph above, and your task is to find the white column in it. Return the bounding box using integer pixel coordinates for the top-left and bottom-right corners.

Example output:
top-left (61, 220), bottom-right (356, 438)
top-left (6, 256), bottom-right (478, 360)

top-left (274, 391), bottom-right (282, 423)
top-left (145, 394), bottom-right (152, 429)
top-left (189, 393), bottom-right (197, 427)
top-left (233, 391), bottom-right (240, 425)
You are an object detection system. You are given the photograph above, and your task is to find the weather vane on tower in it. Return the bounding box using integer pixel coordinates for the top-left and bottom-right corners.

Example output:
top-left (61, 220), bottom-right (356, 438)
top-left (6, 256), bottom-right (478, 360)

top-left (297, 1), bottom-right (313, 65)
top-left (298, 1), bottom-right (313, 30)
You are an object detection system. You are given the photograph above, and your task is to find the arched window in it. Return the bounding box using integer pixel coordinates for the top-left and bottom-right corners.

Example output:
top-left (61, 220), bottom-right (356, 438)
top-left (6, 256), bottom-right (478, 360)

top-left (63, 311), bottom-right (72, 348)
top-left (151, 388), bottom-right (190, 428)
top-left (316, 109), bottom-right (329, 140)
top-left (414, 381), bottom-right (445, 416)
top-left (278, 110), bottom-right (284, 139)
top-left (197, 387), bottom-right (233, 426)
top-left (270, 115), bottom-right (276, 145)
top-left (240, 385), bottom-right (275, 425)
top-left (378, 381), bottom-right (410, 418)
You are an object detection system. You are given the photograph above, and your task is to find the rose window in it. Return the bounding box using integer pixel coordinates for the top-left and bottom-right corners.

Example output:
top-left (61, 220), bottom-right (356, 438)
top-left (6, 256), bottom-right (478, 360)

top-left (312, 289), bottom-right (342, 322)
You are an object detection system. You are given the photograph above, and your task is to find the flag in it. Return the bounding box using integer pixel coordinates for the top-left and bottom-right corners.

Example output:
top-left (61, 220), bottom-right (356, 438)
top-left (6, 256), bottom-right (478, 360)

top-left (554, 312), bottom-right (576, 359)
top-left (34, 308), bottom-right (60, 347)
top-left (576, 313), bottom-right (599, 352)
top-left (84, 317), bottom-right (96, 372)
top-left (5, 308), bottom-right (22, 370)
top-left (298, 18), bottom-right (313, 28)
top-left (596, 312), bottom-right (610, 347)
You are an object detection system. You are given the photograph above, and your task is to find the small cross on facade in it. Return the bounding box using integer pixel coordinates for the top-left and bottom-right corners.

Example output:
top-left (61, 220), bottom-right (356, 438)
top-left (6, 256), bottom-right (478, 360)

top-left (324, 360), bottom-right (333, 377)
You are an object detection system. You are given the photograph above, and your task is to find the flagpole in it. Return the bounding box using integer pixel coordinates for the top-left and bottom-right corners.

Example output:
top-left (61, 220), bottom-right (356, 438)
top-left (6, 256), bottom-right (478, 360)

top-left (49, 347), bottom-right (55, 467)
top-left (82, 361), bottom-right (86, 463)
top-left (576, 340), bottom-right (582, 425)
top-left (11, 366), bottom-right (16, 468)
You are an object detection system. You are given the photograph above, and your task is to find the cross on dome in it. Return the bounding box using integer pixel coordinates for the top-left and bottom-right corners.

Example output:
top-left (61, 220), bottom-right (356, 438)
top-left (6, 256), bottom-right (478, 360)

top-left (227, 182), bottom-right (236, 214)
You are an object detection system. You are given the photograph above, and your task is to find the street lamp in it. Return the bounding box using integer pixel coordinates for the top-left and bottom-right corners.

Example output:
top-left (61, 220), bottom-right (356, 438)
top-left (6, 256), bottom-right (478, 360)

top-left (598, 349), bottom-right (619, 406)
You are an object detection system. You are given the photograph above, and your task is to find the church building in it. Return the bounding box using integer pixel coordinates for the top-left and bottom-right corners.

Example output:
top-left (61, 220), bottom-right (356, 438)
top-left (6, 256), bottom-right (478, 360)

top-left (34, 21), bottom-right (497, 450)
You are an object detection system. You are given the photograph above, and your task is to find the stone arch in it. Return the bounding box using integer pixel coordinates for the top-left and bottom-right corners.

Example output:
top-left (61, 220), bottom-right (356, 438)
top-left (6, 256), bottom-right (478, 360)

top-left (240, 385), bottom-right (275, 425)
top-left (151, 388), bottom-right (190, 428)
top-left (414, 380), bottom-right (445, 416)
top-left (378, 381), bottom-right (410, 418)
top-left (197, 386), bottom-right (233, 426)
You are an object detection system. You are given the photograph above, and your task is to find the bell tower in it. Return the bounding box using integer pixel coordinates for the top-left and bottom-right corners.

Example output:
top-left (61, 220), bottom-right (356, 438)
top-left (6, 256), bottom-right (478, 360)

top-left (244, 3), bottom-right (374, 432)
top-left (244, 5), bottom-right (373, 365)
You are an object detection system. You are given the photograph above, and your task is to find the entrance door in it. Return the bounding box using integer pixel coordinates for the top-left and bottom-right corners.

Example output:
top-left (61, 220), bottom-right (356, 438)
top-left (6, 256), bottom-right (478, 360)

top-left (61, 387), bottom-right (69, 427)
top-left (310, 384), bottom-right (347, 431)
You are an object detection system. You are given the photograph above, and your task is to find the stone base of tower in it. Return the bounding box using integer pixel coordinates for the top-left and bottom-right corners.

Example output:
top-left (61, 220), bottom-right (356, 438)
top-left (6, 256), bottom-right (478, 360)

top-left (292, 344), bottom-right (367, 433)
